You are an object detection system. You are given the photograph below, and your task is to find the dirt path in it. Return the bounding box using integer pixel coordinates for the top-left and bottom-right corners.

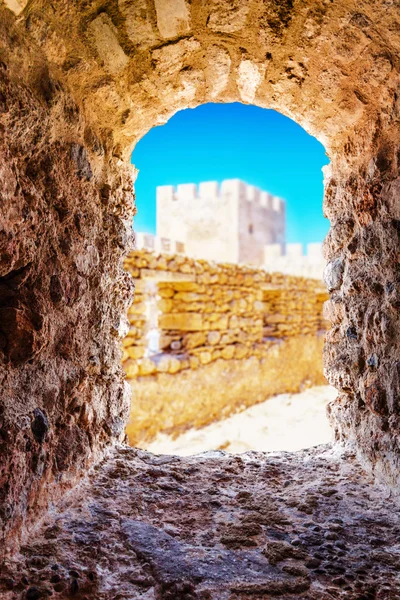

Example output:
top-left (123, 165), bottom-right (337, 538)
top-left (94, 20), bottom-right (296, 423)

top-left (142, 385), bottom-right (337, 455)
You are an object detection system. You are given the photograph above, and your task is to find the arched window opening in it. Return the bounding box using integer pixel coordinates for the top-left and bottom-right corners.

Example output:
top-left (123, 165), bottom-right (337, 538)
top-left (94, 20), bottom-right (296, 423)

top-left (123, 103), bottom-right (333, 455)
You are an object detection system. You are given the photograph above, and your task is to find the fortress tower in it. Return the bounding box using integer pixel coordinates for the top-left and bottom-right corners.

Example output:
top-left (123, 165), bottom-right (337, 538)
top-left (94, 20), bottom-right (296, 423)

top-left (156, 179), bottom-right (285, 266)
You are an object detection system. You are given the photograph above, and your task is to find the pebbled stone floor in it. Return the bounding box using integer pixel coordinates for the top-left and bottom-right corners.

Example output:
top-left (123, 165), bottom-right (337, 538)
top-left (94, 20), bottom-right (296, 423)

top-left (1, 444), bottom-right (400, 599)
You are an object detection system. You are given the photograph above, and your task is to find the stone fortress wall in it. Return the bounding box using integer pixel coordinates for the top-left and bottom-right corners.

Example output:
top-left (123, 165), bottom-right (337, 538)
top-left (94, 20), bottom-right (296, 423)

top-left (264, 242), bottom-right (326, 280)
top-left (156, 180), bottom-right (285, 265)
top-left (140, 179), bottom-right (326, 278)
top-left (135, 233), bottom-right (326, 280)
top-left (135, 231), bottom-right (185, 255)
top-left (123, 249), bottom-right (328, 445)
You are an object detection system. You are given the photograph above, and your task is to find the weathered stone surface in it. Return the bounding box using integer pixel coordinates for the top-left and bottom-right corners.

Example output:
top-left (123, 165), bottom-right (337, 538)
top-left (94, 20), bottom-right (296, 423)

top-left (207, 0), bottom-right (252, 33)
top-left (87, 13), bottom-right (129, 75)
top-left (3, 0), bottom-right (27, 15)
top-left (323, 258), bottom-right (344, 292)
top-left (0, 7), bottom-right (134, 552)
top-left (118, 0), bottom-right (158, 48)
top-left (159, 312), bottom-right (204, 331)
top-left (206, 46), bottom-right (231, 99)
top-left (154, 0), bottom-right (191, 39)
top-left (1, 445), bottom-right (399, 599)
top-left (207, 331), bottom-right (221, 345)
top-left (151, 38), bottom-right (200, 77)
top-left (237, 60), bottom-right (265, 103)
top-left (1, 0), bottom-right (400, 558)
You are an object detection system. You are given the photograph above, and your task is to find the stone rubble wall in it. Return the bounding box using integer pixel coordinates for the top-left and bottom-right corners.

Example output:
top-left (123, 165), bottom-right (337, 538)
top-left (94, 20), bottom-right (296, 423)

top-left (0, 7), bottom-right (135, 554)
top-left (123, 249), bottom-right (328, 444)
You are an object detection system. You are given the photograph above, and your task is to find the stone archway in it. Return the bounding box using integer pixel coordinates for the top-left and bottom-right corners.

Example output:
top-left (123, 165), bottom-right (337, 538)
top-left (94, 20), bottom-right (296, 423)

top-left (0, 0), bottom-right (399, 556)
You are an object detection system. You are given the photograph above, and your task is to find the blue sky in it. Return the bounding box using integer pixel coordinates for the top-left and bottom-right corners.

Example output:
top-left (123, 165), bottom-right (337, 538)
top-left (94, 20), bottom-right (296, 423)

top-left (131, 103), bottom-right (329, 247)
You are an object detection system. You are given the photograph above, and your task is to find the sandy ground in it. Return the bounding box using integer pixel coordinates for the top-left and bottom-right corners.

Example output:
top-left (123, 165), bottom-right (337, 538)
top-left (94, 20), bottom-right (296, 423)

top-left (141, 385), bottom-right (337, 456)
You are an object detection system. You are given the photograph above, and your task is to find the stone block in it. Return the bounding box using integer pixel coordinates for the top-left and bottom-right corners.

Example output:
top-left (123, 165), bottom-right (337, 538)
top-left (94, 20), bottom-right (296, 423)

top-left (152, 39), bottom-right (200, 77)
top-left (189, 356), bottom-right (200, 369)
top-left (174, 301), bottom-right (203, 313)
top-left (323, 258), bottom-right (344, 292)
top-left (167, 260), bottom-right (179, 272)
top-left (221, 345), bottom-right (235, 360)
top-left (213, 316), bottom-right (229, 330)
top-left (88, 14), bottom-right (129, 75)
top-left (172, 282), bottom-right (201, 291)
top-left (253, 301), bottom-right (264, 311)
top-left (174, 292), bottom-right (203, 302)
top-left (160, 313), bottom-right (204, 331)
top-left (158, 287), bottom-right (175, 299)
top-left (199, 351), bottom-right (213, 365)
top-left (128, 302), bottom-right (146, 315)
top-left (154, 0), bottom-right (191, 38)
top-left (185, 332), bottom-right (207, 349)
top-left (156, 355), bottom-right (170, 373)
top-left (174, 254), bottom-right (186, 265)
top-left (323, 299), bottom-right (344, 325)
top-left (156, 256), bottom-right (168, 270)
top-left (207, 331), bottom-right (221, 346)
top-left (221, 331), bottom-right (236, 345)
top-left (127, 346), bottom-right (145, 360)
top-left (207, 0), bottom-right (251, 33)
top-left (237, 60), bottom-right (265, 103)
top-left (168, 357), bottom-right (182, 374)
top-left (158, 298), bottom-right (173, 312)
top-left (138, 358), bottom-right (157, 376)
top-left (3, 0), bottom-right (28, 15)
top-left (229, 315), bottom-right (239, 329)
top-left (118, 0), bottom-right (157, 48)
top-left (124, 359), bottom-right (139, 378)
top-left (206, 46), bottom-right (232, 99)
top-left (235, 344), bottom-right (248, 359)
top-left (159, 334), bottom-right (173, 349)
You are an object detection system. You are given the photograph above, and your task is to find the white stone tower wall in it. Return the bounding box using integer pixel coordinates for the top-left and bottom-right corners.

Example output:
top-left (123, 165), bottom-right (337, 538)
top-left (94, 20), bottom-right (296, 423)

top-left (238, 184), bottom-right (285, 265)
top-left (157, 181), bottom-right (239, 263)
top-left (156, 180), bottom-right (285, 265)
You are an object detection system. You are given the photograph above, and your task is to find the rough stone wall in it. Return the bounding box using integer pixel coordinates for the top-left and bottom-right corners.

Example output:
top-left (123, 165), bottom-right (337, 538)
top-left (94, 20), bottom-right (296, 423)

top-left (324, 148), bottom-right (400, 487)
top-left (0, 8), bottom-right (135, 553)
top-left (123, 249), bottom-right (327, 444)
top-left (157, 180), bottom-right (285, 266)
top-left (1, 0), bottom-right (399, 552)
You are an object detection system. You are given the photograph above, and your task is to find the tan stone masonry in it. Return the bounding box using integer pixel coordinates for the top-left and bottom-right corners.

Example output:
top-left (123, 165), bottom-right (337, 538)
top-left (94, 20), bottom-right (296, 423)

top-left (2, 0), bottom-right (399, 559)
top-left (123, 249), bottom-right (328, 444)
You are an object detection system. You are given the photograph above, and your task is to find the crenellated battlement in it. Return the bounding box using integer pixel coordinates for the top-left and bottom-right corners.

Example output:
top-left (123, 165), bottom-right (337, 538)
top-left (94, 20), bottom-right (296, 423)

top-left (263, 243), bottom-right (325, 279)
top-left (157, 179), bottom-right (286, 266)
top-left (157, 179), bottom-right (285, 213)
top-left (135, 232), bottom-right (185, 254)
top-left (264, 242), bottom-right (323, 259)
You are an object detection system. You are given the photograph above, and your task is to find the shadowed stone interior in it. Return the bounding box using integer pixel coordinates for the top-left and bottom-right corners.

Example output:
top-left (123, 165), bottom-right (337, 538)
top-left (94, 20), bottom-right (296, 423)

top-left (2, 446), bottom-right (400, 599)
top-left (0, 0), bottom-right (399, 595)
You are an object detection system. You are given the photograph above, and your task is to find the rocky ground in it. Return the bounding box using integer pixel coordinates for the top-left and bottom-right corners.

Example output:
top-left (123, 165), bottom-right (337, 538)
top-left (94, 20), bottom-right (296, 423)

top-left (142, 386), bottom-right (336, 455)
top-left (1, 444), bottom-right (400, 599)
